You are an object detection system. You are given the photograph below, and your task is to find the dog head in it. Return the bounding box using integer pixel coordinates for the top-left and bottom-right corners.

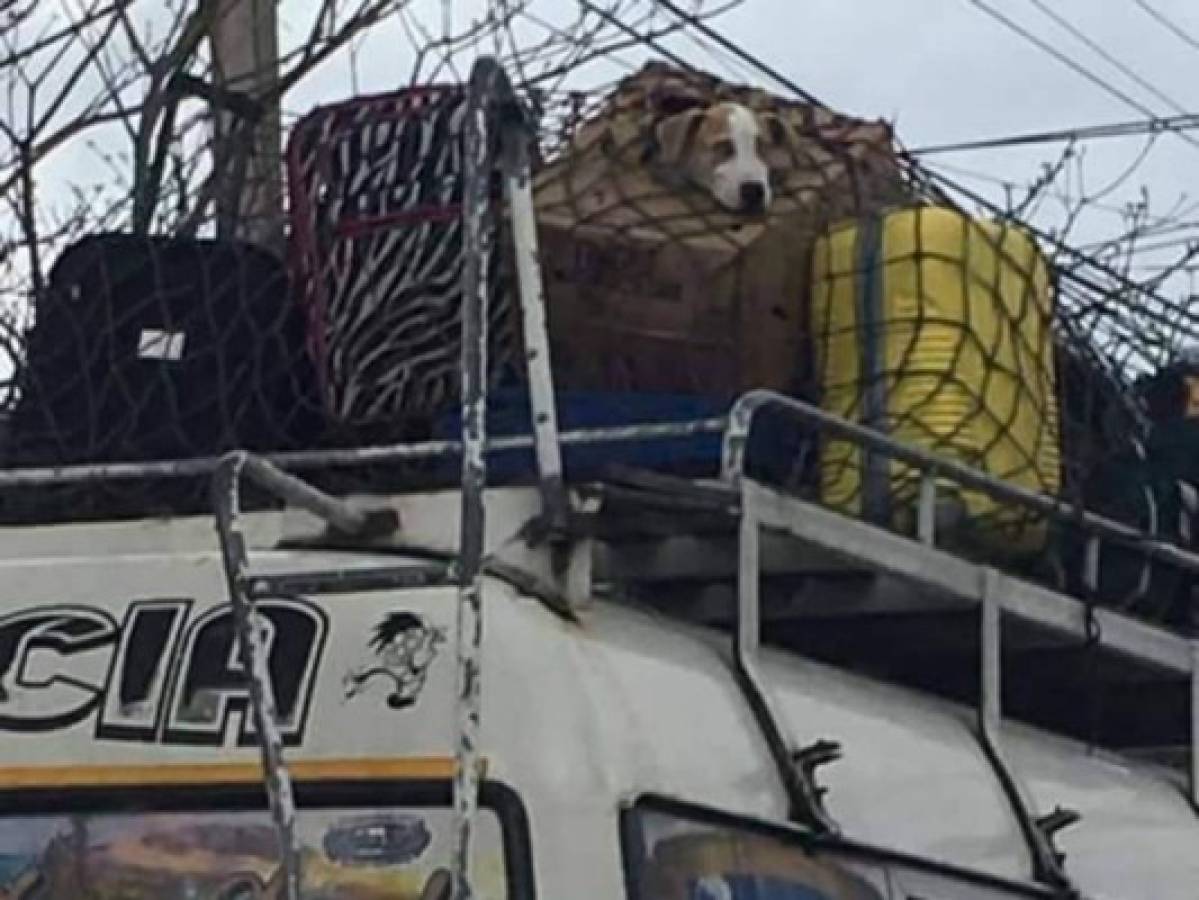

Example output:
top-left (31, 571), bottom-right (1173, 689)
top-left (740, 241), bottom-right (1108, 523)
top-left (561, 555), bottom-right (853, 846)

top-left (651, 101), bottom-right (774, 214)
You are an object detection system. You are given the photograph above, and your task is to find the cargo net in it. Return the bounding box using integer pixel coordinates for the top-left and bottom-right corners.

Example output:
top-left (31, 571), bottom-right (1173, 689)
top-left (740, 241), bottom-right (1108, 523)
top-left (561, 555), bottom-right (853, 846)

top-left (808, 208), bottom-right (1060, 563)
top-left (0, 53), bottom-right (1191, 617)
top-left (527, 62), bottom-right (912, 486)
top-left (532, 62), bottom-right (1199, 623)
top-left (531, 64), bottom-right (1062, 536)
top-left (0, 86), bottom-right (520, 523)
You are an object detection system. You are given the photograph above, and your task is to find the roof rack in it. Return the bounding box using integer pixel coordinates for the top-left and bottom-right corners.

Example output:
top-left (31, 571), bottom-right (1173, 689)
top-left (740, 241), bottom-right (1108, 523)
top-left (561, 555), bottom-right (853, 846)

top-left (723, 391), bottom-right (1197, 893)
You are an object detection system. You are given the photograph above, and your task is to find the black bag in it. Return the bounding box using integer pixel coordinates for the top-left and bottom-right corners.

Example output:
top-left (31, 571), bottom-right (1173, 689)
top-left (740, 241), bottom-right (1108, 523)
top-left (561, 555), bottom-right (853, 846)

top-left (1059, 436), bottom-right (1197, 630)
top-left (6, 234), bottom-right (320, 466)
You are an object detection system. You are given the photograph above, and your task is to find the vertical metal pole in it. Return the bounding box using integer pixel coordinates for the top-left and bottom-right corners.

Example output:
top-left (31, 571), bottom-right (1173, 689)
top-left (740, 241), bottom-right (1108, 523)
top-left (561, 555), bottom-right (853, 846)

top-left (1083, 535), bottom-right (1101, 598)
top-left (980, 568), bottom-right (1002, 737)
top-left (733, 484), bottom-right (840, 834)
top-left (738, 494), bottom-right (761, 661)
top-left (452, 57), bottom-right (501, 900)
top-left (975, 566), bottom-right (1074, 889)
top-left (212, 453), bottom-right (301, 900)
top-left (917, 474), bottom-right (938, 546)
top-left (502, 125), bottom-right (569, 533)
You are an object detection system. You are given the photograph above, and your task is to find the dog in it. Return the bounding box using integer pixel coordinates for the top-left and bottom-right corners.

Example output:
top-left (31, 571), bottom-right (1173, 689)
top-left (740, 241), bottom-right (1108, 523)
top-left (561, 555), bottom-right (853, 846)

top-left (648, 100), bottom-right (777, 214)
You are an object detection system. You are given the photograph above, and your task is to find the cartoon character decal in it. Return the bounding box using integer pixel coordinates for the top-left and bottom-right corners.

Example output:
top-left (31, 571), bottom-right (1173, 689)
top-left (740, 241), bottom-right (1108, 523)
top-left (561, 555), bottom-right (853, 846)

top-left (343, 612), bottom-right (446, 710)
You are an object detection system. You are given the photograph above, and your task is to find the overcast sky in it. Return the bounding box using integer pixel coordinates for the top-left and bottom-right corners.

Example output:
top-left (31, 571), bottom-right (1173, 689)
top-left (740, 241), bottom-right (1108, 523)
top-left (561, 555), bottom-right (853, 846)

top-left (11, 0), bottom-right (1199, 356)
top-left (712, 0), bottom-right (1199, 269)
top-left (22, 0), bottom-right (1199, 285)
top-left (274, 0), bottom-right (1199, 293)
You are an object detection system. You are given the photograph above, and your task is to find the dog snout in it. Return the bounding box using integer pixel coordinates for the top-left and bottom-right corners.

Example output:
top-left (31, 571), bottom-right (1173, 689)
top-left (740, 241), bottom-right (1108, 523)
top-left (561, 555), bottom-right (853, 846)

top-left (739, 181), bottom-right (767, 214)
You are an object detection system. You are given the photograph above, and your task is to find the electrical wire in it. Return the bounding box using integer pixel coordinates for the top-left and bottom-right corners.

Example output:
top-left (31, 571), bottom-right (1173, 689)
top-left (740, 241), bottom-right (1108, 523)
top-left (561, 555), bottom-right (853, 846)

top-left (1024, 0), bottom-right (1189, 115)
top-left (911, 112), bottom-right (1199, 155)
top-left (963, 0), bottom-right (1160, 118)
top-left (649, 0), bottom-right (828, 107)
top-left (641, 0), bottom-right (1192, 325)
top-left (624, 0), bottom-right (1199, 359)
top-left (1132, 0), bottom-right (1199, 55)
top-left (965, 0), bottom-right (1199, 163)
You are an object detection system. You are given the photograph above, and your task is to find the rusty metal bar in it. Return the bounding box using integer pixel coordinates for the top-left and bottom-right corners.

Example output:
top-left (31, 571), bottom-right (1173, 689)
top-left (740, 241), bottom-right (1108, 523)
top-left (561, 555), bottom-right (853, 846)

top-left (0, 420), bottom-right (726, 487)
top-left (208, 450), bottom-right (405, 900)
top-left (212, 453), bottom-right (302, 900)
top-left (234, 453), bottom-right (381, 536)
top-left (450, 55), bottom-right (508, 900)
top-left (502, 114), bottom-right (569, 534)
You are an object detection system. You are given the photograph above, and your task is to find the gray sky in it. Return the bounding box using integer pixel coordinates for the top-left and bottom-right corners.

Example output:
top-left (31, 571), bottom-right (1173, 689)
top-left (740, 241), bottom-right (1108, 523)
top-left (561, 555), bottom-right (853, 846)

top-left (275, 0), bottom-right (1199, 290)
top-left (714, 0), bottom-right (1199, 280)
top-left (12, 0), bottom-right (1199, 355)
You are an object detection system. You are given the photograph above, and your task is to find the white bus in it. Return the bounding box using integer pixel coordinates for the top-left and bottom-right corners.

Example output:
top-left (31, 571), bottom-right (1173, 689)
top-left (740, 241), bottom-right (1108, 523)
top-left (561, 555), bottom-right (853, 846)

top-left (0, 473), bottom-right (1194, 900)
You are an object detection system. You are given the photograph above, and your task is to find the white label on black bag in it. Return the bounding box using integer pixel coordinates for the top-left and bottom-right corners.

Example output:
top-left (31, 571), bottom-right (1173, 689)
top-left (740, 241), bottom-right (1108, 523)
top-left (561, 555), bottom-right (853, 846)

top-left (138, 329), bottom-right (186, 361)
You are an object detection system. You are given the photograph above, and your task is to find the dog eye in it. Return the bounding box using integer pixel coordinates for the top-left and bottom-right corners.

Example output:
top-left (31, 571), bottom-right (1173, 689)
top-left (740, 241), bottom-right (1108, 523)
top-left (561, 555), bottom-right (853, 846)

top-left (712, 138), bottom-right (736, 160)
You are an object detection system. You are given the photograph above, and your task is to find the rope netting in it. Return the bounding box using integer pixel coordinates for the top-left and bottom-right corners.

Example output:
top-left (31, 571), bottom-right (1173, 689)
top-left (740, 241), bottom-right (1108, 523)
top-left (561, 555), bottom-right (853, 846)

top-left (0, 55), bottom-right (1196, 624)
top-left (525, 61), bottom-right (1199, 621)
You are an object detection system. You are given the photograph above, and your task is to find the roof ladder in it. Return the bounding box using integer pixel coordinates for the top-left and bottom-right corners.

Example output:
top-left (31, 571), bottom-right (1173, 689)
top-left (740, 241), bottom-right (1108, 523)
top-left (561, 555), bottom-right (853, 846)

top-left (211, 452), bottom-right (422, 900)
top-left (208, 56), bottom-right (571, 900)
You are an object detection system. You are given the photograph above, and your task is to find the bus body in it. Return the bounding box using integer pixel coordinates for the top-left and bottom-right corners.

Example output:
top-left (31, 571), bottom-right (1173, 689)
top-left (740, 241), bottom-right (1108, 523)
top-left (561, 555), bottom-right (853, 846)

top-left (0, 486), bottom-right (1194, 900)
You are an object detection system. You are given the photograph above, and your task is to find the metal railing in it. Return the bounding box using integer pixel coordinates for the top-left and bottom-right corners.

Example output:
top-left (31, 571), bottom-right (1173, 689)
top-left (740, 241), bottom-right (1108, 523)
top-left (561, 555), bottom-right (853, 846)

top-left (723, 388), bottom-right (1199, 895)
top-left (723, 388), bottom-right (1199, 578)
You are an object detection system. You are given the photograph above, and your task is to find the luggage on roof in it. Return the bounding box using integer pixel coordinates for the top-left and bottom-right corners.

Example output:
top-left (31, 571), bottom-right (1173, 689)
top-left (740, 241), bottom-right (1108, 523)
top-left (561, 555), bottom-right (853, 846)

top-left (810, 206), bottom-right (1061, 556)
top-left (532, 66), bottom-right (909, 401)
top-left (5, 233), bottom-right (319, 467)
top-left (286, 86), bottom-right (519, 442)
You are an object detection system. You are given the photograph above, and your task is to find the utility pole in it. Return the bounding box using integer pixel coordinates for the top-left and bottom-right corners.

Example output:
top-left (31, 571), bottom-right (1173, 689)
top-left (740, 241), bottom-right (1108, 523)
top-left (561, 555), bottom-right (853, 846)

top-left (208, 0), bottom-right (284, 253)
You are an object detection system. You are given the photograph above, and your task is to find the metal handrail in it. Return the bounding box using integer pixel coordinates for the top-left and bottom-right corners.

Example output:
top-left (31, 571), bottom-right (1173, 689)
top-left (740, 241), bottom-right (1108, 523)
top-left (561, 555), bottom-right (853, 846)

top-left (211, 452), bottom-right (399, 900)
top-left (0, 418), bottom-right (726, 487)
top-left (722, 388), bottom-right (1199, 576)
top-left (724, 390), bottom-right (1199, 893)
top-left (452, 55), bottom-right (502, 900)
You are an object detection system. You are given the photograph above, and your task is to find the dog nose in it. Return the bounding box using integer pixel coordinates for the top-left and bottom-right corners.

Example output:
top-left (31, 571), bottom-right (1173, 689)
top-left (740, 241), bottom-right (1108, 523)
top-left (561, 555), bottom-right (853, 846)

top-left (739, 181), bottom-right (766, 213)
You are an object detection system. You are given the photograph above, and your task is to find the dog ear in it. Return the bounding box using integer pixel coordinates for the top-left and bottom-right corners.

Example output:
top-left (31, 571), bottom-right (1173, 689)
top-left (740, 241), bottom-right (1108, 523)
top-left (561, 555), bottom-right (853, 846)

top-left (760, 111), bottom-right (796, 148)
top-left (651, 108), bottom-right (705, 166)
top-left (648, 79), bottom-right (708, 119)
top-left (758, 111), bottom-right (810, 175)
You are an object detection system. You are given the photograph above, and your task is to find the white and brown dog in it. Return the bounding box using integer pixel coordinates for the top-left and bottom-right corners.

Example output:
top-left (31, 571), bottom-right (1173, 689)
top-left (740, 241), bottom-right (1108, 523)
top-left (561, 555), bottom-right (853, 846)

top-left (648, 100), bottom-right (779, 214)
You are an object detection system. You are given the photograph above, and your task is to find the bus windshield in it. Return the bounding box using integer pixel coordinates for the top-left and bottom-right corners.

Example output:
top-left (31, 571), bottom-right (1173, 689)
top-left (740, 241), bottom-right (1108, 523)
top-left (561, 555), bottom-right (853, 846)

top-left (0, 805), bottom-right (510, 899)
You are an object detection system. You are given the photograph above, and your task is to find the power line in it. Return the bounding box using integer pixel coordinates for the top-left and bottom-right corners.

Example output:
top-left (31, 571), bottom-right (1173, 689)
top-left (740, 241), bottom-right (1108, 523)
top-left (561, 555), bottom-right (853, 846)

top-left (964, 0), bottom-right (1199, 157)
top-left (1024, 0), bottom-right (1189, 115)
top-left (638, 0), bottom-right (1199, 329)
top-left (1132, 0), bottom-right (1199, 54)
top-left (648, 0), bottom-right (828, 107)
top-left (591, 0), bottom-right (1199, 343)
top-left (911, 112), bottom-right (1199, 154)
top-left (962, 0), bottom-right (1160, 119)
